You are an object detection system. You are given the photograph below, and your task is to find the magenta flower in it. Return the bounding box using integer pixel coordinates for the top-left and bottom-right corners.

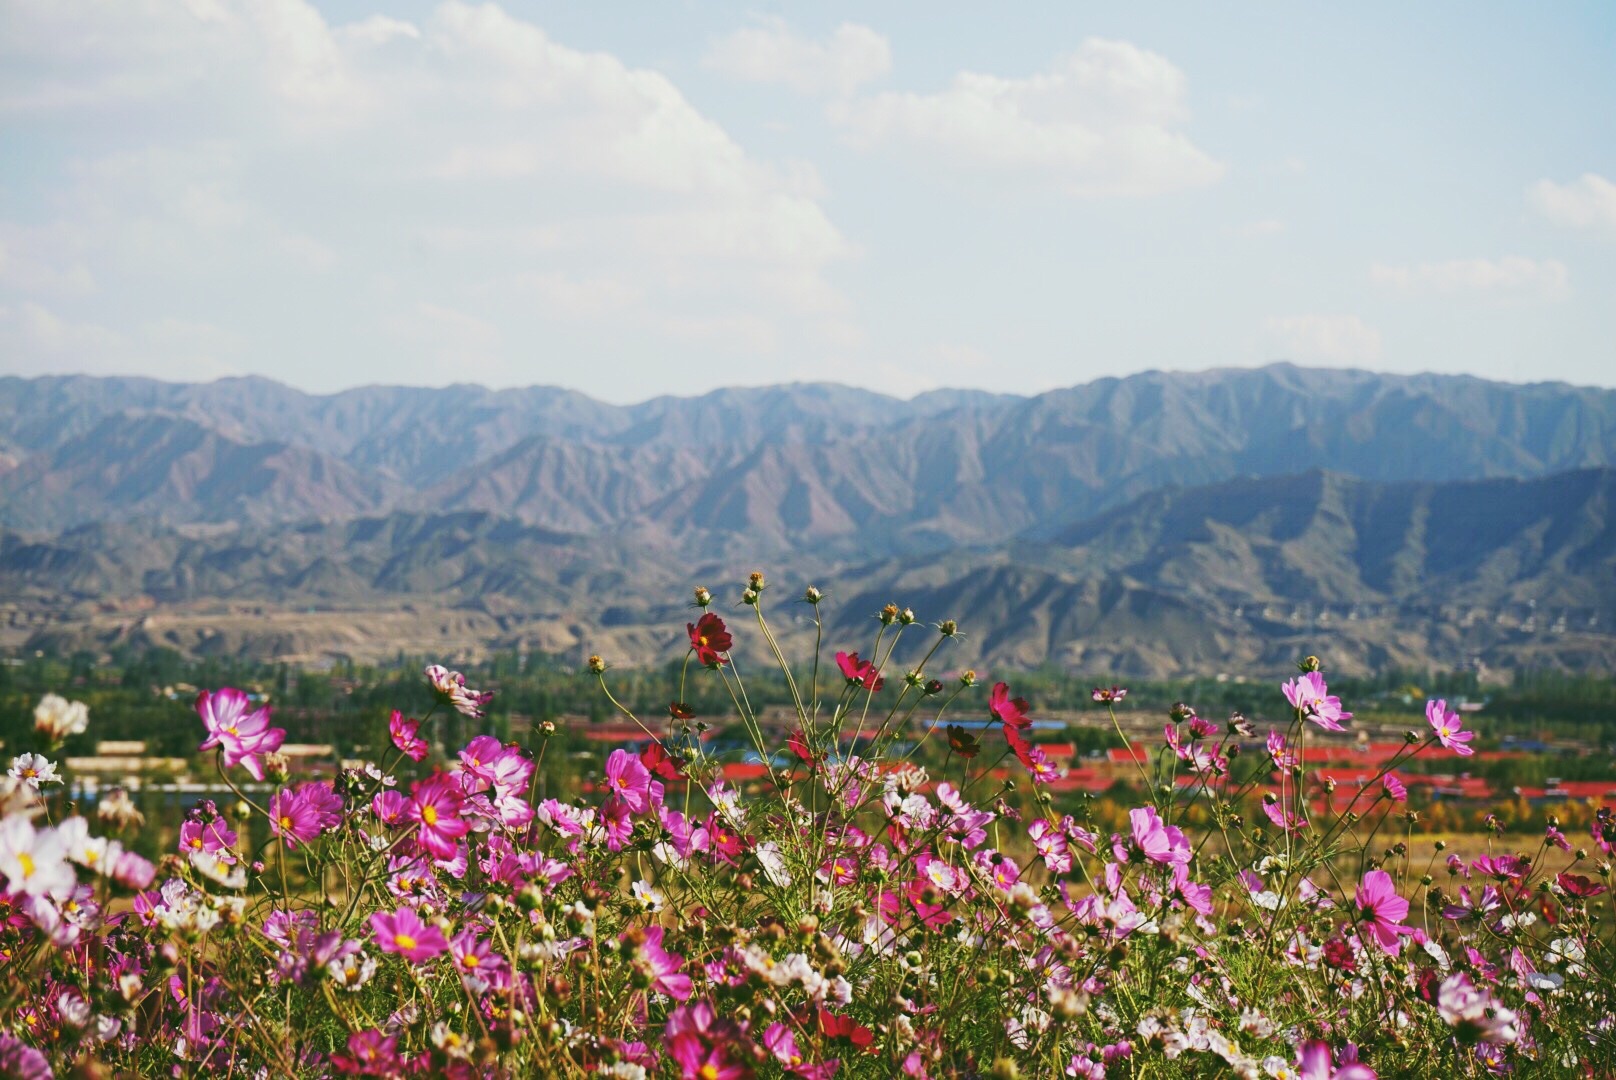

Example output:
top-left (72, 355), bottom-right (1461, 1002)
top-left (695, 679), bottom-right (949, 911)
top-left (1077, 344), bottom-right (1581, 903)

top-left (1268, 729), bottom-right (1298, 769)
top-left (178, 818), bottom-right (236, 857)
top-left (196, 687), bottom-right (286, 781)
top-left (332, 1029), bottom-right (403, 1075)
top-left (424, 663), bottom-right (493, 718)
top-left (1115, 807), bottom-right (1190, 866)
top-left (389, 710), bottom-right (429, 762)
top-left (370, 908), bottom-right (448, 963)
top-left (1262, 796), bottom-right (1308, 834)
top-left (990, 681), bottom-right (1029, 730)
top-left (1381, 773), bottom-right (1407, 802)
top-left (1282, 671), bottom-right (1352, 731)
top-left (605, 748), bottom-right (654, 815)
top-left (449, 929), bottom-right (505, 986)
top-left (406, 773), bottom-right (468, 860)
top-left (1354, 869), bottom-right (1412, 955)
top-left (634, 925), bottom-right (693, 1001)
top-left (269, 787), bottom-right (324, 848)
top-left (1296, 1041), bottom-right (1377, 1080)
top-left (1426, 699), bottom-right (1474, 756)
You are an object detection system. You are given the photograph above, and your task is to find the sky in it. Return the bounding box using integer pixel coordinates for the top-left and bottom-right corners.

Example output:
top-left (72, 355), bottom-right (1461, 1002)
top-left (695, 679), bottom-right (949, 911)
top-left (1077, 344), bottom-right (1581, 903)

top-left (1, 1), bottom-right (1613, 403)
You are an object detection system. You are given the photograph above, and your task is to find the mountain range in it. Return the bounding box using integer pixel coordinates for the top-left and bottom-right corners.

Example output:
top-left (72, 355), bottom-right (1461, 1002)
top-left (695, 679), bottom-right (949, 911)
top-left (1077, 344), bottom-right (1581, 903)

top-left (2, 366), bottom-right (1613, 676)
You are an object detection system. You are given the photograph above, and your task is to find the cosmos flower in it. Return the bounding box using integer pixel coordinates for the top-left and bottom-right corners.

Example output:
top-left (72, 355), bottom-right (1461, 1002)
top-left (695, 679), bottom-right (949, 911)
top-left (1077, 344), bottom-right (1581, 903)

top-left (407, 773), bottom-right (469, 860)
top-left (686, 612), bottom-right (732, 667)
top-left (1426, 699), bottom-right (1474, 756)
top-left (1282, 671), bottom-right (1352, 732)
top-left (196, 688), bottom-right (286, 781)
top-left (835, 650), bottom-right (884, 691)
top-left (389, 711), bottom-right (429, 762)
top-left (7, 753), bottom-right (60, 790)
top-left (0, 816), bottom-right (74, 899)
top-left (1354, 870), bottom-right (1412, 955)
top-left (33, 693), bottom-right (89, 743)
top-left (370, 908), bottom-right (448, 964)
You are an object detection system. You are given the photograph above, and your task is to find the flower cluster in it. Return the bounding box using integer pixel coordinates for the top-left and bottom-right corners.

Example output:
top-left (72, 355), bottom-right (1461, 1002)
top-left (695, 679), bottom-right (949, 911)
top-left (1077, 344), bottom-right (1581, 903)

top-left (0, 601), bottom-right (1610, 1079)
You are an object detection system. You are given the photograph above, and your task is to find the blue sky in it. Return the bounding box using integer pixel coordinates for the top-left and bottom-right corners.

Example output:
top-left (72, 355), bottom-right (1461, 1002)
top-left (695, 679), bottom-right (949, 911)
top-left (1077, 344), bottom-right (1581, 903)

top-left (2, 1), bottom-right (1612, 401)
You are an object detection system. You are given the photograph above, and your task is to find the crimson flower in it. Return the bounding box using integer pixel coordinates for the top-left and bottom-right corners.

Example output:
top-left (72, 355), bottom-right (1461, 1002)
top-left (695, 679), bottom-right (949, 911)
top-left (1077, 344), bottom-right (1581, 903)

top-left (835, 651), bottom-right (884, 691)
top-left (641, 741), bottom-right (684, 781)
top-left (687, 613), bottom-right (732, 667)
top-left (669, 702), bottom-right (695, 721)
top-left (787, 728), bottom-right (815, 765)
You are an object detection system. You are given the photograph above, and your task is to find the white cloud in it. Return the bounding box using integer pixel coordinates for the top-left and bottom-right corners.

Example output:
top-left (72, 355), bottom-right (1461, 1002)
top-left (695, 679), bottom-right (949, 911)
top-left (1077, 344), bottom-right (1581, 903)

top-left (0, 1), bottom-right (858, 385)
top-left (1370, 256), bottom-right (1569, 298)
top-left (835, 38), bottom-right (1224, 197)
top-left (1226, 218), bottom-right (1285, 238)
top-left (1260, 315), bottom-right (1382, 366)
top-left (0, 301), bottom-right (242, 382)
top-left (1528, 173), bottom-right (1616, 238)
top-left (703, 18), bottom-right (891, 98)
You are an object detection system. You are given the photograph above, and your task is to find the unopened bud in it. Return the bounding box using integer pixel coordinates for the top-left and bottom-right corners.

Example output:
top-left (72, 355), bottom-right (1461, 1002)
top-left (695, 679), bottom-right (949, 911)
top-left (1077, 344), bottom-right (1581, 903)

top-left (898, 607), bottom-right (916, 626)
top-left (741, 589), bottom-right (759, 606)
top-left (880, 604), bottom-right (899, 625)
top-left (803, 586), bottom-right (823, 604)
top-left (937, 619), bottom-right (958, 637)
top-left (748, 571), bottom-right (766, 590)
top-left (693, 586), bottom-right (712, 607)
top-left (960, 670), bottom-right (977, 687)
top-left (905, 670), bottom-right (924, 688)
top-left (587, 655), bottom-right (606, 674)
top-left (1298, 655), bottom-right (1322, 673)
top-left (539, 720), bottom-right (556, 737)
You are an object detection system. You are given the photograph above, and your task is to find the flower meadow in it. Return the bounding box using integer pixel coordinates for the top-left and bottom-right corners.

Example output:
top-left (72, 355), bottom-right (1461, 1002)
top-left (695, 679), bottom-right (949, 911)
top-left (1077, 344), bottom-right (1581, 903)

top-left (2, 578), bottom-right (1614, 1078)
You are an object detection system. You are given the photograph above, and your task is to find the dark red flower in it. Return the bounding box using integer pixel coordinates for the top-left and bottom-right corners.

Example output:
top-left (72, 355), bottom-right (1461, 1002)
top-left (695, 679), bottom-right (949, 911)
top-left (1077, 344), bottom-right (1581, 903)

top-left (1557, 872), bottom-right (1607, 898)
top-left (687, 613), bottom-right (732, 667)
top-left (669, 702), bottom-right (696, 721)
top-left (945, 725), bottom-right (980, 759)
top-left (835, 651), bottom-right (884, 692)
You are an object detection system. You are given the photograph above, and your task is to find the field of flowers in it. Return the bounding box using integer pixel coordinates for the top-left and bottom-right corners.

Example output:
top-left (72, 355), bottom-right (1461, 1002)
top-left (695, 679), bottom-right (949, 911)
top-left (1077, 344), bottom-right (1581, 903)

top-left (2, 576), bottom-right (1613, 1078)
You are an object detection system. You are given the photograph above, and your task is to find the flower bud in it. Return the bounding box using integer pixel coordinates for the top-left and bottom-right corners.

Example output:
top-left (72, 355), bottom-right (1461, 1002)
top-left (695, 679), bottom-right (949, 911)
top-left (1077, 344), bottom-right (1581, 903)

top-left (880, 603), bottom-right (899, 625)
top-left (263, 753), bottom-right (290, 785)
top-left (539, 720), bottom-right (556, 737)
top-left (748, 571), bottom-right (766, 591)
top-left (960, 670), bottom-right (977, 687)
top-left (741, 589), bottom-right (759, 606)
top-left (937, 619), bottom-right (958, 637)
top-left (693, 586), bottom-right (712, 607)
top-left (587, 655), bottom-right (606, 674)
top-left (803, 585), bottom-right (823, 604)
top-left (898, 607), bottom-right (916, 626)
top-left (905, 670), bottom-right (924, 688)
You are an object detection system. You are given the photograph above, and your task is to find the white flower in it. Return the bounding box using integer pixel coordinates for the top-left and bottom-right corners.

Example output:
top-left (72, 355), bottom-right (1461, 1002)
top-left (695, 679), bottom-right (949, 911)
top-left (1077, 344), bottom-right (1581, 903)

top-left (34, 694), bottom-right (89, 741)
top-left (755, 841), bottom-right (792, 887)
top-left (0, 815), bottom-right (75, 898)
top-left (8, 753), bottom-right (61, 790)
top-left (55, 817), bottom-right (114, 874)
top-left (630, 879), bottom-right (665, 912)
top-left (329, 951), bottom-right (378, 990)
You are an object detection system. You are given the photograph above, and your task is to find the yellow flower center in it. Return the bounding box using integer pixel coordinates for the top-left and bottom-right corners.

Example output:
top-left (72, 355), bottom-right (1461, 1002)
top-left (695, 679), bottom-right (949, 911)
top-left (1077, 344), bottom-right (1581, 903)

top-left (421, 805), bottom-right (439, 826)
top-left (394, 933), bottom-right (418, 951)
top-left (699, 1067), bottom-right (720, 1080)
top-left (190, 838), bottom-right (203, 849)
top-left (462, 954), bottom-right (480, 968)
top-left (17, 853), bottom-right (34, 877)
top-left (699, 636), bottom-right (709, 647)
top-left (279, 816), bottom-right (293, 831)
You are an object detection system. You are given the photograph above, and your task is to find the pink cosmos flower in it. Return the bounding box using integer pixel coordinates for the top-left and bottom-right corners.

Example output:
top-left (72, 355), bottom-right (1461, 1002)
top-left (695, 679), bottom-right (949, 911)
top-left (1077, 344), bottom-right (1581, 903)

top-left (370, 907), bottom-right (447, 963)
top-left (388, 711), bottom-right (429, 762)
top-left (406, 773), bottom-right (468, 860)
top-left (1282, 671), bottom-right (1352, 732)
top-left (269, 787), bottom-right (324, 848)
top-left (196, 688), bottom-right (286, 781)
top-left (332, 1029), bottom-right (403, 1075)
top-left (1382, 774), bottom-right (1407, 802)
top-left (1426, 699), bottom-right (1474, 756)
top-left (990, 682), bottom-right (1029, 730)
top-left (1267, 730), bottom-right (1298, 769)
top-left (449, 929), bottom-right (505, 987)
top-left (177, 818), bottom-right (236, 857)
top-left (1354, 869), bottom-right (1412, 955)
top-left (1115, 807), bottom-right (1190, 866)
top-left (1262, 795), bottom-right (1308, 834)
top-left (635, 925), bottom-right (693, 1001)
top-left (605, 748), bottom-right (654, 815)
top-left (1296, 1041), bottom-right (1377, 1080)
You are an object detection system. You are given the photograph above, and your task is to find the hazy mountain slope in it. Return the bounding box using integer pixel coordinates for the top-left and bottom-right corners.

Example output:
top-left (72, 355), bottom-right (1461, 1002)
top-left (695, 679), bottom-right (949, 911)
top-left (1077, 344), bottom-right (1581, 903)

top-left (0, 412), bottom-right (401, 531)
top-left (5, 468), bottom-right (1612, 676)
